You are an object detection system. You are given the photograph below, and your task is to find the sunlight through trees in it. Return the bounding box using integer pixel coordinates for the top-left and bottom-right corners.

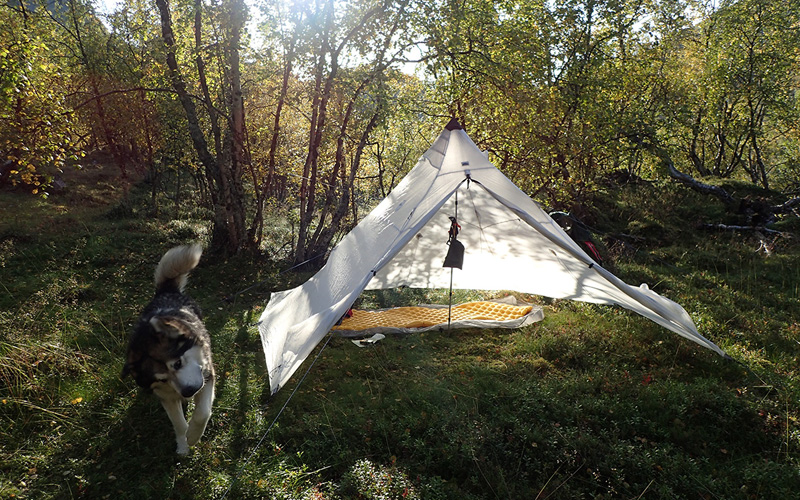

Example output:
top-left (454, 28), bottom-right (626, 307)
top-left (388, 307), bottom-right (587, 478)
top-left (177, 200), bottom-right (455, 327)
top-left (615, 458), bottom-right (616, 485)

top-left (1, 0), bottom-right (797, 255)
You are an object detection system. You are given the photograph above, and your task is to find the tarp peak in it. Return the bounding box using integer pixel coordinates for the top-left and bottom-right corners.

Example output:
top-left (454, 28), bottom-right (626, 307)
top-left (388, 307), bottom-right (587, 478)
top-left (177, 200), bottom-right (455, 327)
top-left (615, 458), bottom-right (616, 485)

top-left (445, 117), bottom-right (464, 131)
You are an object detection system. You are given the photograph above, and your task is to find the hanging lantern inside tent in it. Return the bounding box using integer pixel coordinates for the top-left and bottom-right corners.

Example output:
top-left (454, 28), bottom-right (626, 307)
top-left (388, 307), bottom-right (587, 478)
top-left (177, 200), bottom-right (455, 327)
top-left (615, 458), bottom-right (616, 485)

top-left (442, 216), bottom-right (464, 269)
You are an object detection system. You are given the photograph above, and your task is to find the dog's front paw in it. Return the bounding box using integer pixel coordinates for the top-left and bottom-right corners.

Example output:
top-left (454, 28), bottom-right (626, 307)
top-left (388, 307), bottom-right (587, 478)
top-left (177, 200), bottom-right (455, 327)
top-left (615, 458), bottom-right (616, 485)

top-left (186, 421), bottom-right (207, 447)
top-left (176, 435), bottom-right (190, 455)
top-left (186, 406), bottom-right (212, 446)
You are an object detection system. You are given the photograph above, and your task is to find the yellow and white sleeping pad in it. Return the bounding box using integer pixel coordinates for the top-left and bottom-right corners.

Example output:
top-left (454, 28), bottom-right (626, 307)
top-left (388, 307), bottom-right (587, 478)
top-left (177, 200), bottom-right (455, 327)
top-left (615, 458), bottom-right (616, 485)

top-left (332, 297), bottom-right (543, 338)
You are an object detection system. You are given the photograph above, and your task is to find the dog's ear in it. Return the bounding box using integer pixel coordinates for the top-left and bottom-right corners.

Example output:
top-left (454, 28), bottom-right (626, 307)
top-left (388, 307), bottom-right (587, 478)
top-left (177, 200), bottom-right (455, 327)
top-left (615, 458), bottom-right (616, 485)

top-left (150, 316), bottom-right (192, 339)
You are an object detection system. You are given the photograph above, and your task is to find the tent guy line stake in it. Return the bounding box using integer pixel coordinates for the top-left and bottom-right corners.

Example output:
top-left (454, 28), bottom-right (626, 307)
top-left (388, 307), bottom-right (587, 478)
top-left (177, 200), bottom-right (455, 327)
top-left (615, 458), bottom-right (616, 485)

top-left (219, 331), bottom-right (335, 500)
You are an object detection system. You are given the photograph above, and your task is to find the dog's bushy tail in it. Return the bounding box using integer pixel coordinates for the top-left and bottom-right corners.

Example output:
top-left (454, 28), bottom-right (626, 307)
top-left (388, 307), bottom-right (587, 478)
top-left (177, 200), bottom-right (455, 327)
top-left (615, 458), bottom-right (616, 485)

top-left (155, 244), bottom-right (203, 294)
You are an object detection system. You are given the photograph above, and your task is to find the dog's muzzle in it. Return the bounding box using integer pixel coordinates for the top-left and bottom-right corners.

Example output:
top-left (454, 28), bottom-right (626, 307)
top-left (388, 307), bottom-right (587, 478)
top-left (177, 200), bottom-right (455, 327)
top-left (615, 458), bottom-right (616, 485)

top-left (174, 359), bottom-right (206, 398)
top-left (180, 383), bottom-right (203, 398)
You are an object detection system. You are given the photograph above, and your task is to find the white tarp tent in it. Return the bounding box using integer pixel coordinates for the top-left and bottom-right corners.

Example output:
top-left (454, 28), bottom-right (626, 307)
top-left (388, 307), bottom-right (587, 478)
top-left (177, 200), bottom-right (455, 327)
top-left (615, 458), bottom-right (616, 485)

top-left (258, 119), bottom-right (728, 395)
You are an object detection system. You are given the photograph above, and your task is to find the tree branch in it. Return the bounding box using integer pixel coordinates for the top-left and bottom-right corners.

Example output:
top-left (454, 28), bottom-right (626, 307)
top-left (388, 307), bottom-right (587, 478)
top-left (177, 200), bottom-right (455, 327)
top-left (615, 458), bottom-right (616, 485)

top-left (666, 162), bottom-right (737, 207)
top-left (772, 197), bottom-right (800, 216)
top-left (67, 87), bottom-right (173, 112)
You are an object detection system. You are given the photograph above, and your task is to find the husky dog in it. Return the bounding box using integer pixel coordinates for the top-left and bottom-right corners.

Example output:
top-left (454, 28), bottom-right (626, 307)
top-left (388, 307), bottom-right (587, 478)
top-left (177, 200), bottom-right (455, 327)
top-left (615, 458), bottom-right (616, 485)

top-left (122, 244), bottom-right (215, 455)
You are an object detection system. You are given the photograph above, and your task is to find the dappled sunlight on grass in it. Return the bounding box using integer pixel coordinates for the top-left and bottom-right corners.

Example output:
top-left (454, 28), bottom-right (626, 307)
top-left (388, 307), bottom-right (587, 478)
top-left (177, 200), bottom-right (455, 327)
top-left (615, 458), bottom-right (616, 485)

top-left (1, 176), bottom-right (799, 498)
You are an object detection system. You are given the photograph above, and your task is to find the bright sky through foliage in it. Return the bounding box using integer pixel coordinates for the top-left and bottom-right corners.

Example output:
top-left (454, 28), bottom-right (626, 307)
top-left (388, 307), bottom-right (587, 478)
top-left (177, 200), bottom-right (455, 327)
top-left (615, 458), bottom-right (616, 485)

top-left (95, 0), bottom-right (270, 52)
top-left (94, 0), bottom-right (120, 15)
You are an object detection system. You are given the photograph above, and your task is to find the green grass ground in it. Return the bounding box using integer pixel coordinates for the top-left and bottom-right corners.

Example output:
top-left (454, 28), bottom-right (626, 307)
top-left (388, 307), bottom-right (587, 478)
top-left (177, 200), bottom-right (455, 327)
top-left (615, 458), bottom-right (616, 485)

top-left (1, 168), bottom-right (798, 499)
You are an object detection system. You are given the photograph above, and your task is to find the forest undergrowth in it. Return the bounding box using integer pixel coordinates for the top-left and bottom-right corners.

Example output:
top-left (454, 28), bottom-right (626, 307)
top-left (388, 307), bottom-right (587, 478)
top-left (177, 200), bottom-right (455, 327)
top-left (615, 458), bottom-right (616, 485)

top-left (1, 166), bottom-right (799, 499)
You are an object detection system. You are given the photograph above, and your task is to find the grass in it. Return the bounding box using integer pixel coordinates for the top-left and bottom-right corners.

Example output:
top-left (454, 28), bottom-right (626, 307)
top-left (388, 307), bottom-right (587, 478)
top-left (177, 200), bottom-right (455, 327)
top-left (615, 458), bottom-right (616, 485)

top-left (1, 166), bottom-right (799, 499)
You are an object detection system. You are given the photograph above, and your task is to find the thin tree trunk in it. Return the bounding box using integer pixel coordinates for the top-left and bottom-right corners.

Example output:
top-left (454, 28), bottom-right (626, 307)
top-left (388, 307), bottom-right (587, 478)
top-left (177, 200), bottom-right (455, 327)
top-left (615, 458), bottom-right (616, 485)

top-left (155, 0), bottom-right (218, 184)
top-left (294, 0), bottom-right (334, 265)
top-left (309, 106), bottom-right (381, 257)
top-left (156, 0), bottom-right (242, 253)
top-left (66, 0), bottom-right (127, 177)
top-left (748, 100), bottom-right (769, 190)
top-left (194, 0), bottom-right (222, 157)
top-left (250, 11), bottom-right (299, 245)
top-left (293, 0), bottom-right (387, 264)
top-left (190, 0), bottom-right (245, 253)
top-left (226, 0), bottom-right (248, 252)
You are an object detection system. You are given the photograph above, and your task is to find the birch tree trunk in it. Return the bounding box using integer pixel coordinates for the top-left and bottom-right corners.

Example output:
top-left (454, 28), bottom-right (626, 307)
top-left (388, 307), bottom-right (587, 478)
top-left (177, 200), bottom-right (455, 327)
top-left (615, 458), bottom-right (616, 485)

top-left (155, 0), bottom-right (249, 254)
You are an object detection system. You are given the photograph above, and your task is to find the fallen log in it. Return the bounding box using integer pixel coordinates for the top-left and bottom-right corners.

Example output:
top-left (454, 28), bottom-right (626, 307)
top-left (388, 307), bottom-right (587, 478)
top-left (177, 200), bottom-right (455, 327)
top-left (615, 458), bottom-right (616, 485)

top-left (700, 223), bottom-right (782, 235)
top-left (668, 163), bottom-right (737, 207)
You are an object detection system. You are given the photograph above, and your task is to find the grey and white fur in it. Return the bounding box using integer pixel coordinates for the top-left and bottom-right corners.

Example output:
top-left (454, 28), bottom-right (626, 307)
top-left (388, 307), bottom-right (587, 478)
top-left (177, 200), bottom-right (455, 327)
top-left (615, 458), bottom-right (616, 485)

top-left (122, 244), bottom-right (215, 455)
